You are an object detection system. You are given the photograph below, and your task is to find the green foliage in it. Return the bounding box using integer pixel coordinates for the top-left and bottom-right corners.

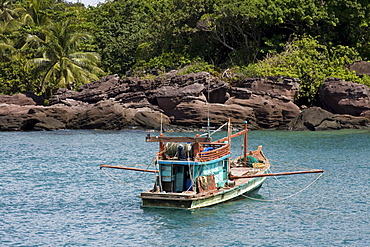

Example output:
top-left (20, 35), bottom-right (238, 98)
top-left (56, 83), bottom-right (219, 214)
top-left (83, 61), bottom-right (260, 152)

top-left (0, 0), bottom-right (104, 97)
top-left (361, 75), bottom-right (370, 87)
top-left (1, 0), bottom-right (370, 103)
top-left (86, 0), bottom-right (152, 75)
top-left (0, 58), bottom-right (36, 94)
top-left (179, 60), bottom-right (218, 75)
top-left (238, 36), bottom-right (365, 104)
top-left (133, 51), bottom-right (191, 75)
top-left (133, 52), bottom-right (218, 77)
top-left (25, 19), bottom-right (104, 97)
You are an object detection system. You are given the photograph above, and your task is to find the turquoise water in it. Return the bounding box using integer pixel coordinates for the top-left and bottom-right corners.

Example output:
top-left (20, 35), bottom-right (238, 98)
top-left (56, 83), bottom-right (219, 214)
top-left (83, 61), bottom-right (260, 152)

top-left (1, 129), bottom-right (369, 246)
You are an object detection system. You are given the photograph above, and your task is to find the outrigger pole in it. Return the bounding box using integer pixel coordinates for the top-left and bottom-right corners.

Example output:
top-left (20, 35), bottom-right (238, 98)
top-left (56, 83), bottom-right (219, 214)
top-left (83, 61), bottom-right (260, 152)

top-left (230, 169), bottom-right (324, 179)
top-left (100, 164), bottom-right (158, 173)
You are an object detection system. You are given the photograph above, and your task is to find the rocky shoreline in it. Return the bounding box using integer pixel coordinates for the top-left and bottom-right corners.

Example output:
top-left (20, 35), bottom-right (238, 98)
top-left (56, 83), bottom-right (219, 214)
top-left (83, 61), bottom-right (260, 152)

top-left (1, 71), bottom-right (369, 131)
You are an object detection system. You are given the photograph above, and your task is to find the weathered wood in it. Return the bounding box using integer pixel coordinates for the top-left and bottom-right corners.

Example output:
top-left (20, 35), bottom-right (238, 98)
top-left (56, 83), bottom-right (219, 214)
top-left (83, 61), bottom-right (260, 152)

top-left (146, 135), bottom-right (211, 143)
top-left (243, 122), bottom-right (248, 166)
top-left (100, 164), bottom-right (158, 173)
top-left (215, 129), bottom-right (247, 143)
top-left (230, 170), bottom-right (324, 179)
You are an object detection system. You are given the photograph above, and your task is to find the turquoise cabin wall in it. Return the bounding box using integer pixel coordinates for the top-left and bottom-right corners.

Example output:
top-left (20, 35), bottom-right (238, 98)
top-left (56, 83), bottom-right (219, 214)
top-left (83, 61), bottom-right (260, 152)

top-left (157, 154), bottom-right (230, 190)
top-left (196, 156), bottom-right (229, 187)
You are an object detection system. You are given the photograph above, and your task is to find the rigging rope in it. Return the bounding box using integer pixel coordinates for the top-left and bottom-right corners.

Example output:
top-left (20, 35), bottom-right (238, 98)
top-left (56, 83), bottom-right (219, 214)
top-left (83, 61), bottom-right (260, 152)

top-left (267, 159), bottom-right (321, 191)
top-left (269, 159), bottom-right (314, 170)
top-left (101, 155), bottom-right (158, 190)
top-left (200, 121), bottom-right (228, 137)
top-left (240, 172), bottom-right (323, 202)
top-left (101, 168), bottom-right (148, 190)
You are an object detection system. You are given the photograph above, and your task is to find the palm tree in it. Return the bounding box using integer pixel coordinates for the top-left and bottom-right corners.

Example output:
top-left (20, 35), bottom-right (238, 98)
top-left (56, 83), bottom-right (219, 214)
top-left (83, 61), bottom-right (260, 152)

top-left (0, 18), bottom-right (24, 63)
top-left (20, 0), bottom-right (53, 27)
top-left (26, 19), bottom-right (104, 97)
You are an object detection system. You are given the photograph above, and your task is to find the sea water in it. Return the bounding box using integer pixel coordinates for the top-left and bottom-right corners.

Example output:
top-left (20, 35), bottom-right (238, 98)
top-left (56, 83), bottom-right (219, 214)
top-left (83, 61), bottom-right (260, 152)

top-left (1, 129), bottom-right (369, 246)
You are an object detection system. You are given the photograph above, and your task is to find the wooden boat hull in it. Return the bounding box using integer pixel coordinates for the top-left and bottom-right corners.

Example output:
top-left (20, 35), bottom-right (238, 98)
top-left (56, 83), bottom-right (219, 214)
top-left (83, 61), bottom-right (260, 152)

top-left (102, 120), bottom-right (322, 209)
top-left (140, 175), bottom-right (267, 209)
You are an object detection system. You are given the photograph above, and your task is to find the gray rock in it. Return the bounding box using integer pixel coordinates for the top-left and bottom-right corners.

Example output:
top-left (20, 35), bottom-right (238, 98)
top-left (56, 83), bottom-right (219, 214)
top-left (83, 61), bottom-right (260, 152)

top-left (0, 93), bottom-right (37, 106)
top-left (234, 76), bottom-right (300, 101)
top-left (149, 83), bottom-right (206, 117)
top-left (346, 61), bottom-right (370, 76)
top-left (172, 98), bottom-right (257, 129)
top-left (67, 99), bottom-right (129, 130)
top-left (2, 71), bottom-right (367, 131)
top-left (319, 79), bottom-right (370, 116)
top-left (0, 104), bottom-right (69, 131)
top-left (333, 114), bottom-right (370, 129)
top-left (287, 107), bottom-right (338, 131)
top-left (288, 106), bottom-right (370, 131)
top-left (226, 93), bottom-right (300, 128)
top-left (130, 110), bottom-right (171, 129)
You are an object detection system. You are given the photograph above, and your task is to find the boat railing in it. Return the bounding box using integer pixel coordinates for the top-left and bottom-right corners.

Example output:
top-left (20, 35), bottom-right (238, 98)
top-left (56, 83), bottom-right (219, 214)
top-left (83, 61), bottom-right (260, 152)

top-left (196, 143), bottom-right (230, 162)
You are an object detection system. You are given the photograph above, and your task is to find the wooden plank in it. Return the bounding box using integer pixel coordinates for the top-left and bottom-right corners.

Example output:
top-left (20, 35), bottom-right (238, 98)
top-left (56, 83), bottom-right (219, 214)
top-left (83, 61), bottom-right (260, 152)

top-left (100, 164), bottom-right (158, 173)
top-left (215, 129), bottom-right (247, 143)
top-left (230, 169), bottom-right (324, 179)
top-left (146, 135), bottom-right (211, 143)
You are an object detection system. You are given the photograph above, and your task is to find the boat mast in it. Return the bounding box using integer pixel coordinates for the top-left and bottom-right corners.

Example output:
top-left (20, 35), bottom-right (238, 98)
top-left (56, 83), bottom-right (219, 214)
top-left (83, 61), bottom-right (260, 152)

top-left (243, 121), bottom-right (248, 165)
top-left (206, 73), bottom-right (211, 138)
top-left (227, 118), bottom-right (232, 175)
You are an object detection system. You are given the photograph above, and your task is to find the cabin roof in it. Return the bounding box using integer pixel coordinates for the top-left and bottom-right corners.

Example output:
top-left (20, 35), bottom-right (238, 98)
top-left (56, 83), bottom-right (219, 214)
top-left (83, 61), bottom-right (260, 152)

top-left (146, 134), bottom-right (212, 143)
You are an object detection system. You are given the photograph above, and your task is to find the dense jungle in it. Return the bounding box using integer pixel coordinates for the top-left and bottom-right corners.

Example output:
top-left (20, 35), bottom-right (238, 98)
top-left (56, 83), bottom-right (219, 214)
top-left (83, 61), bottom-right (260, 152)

top-left (1, 0), bottom-right (370, 105)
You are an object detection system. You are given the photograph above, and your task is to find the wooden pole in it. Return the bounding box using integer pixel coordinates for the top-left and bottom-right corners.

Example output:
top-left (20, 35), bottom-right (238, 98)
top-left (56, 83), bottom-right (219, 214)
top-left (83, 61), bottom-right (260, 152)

top-left (215, 129), bottom-right (247, 143)
top-left (100, 164), bottom-right (158, 173)
top-left (159, 133), bottom-right (165, 159)
top-left (230, 170), bottom-right (324, 179)
top-left (243, 121), bottom-right (248, 165)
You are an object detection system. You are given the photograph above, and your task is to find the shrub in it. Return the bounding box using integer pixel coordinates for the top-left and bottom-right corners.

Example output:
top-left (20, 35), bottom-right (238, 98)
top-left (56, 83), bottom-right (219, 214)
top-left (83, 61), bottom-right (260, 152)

top-left (237, 36), bottom-right (365, 105)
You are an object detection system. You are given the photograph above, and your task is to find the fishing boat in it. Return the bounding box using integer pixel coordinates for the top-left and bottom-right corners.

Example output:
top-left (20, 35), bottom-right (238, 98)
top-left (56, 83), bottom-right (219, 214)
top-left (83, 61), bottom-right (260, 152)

top-left (101, 119), bottom-right (322, 209)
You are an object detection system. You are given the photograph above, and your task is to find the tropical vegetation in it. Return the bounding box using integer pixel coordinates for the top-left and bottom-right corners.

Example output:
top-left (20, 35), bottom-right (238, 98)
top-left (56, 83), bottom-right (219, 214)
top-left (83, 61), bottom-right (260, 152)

top-left (1, 0), bottom-right (369, 104)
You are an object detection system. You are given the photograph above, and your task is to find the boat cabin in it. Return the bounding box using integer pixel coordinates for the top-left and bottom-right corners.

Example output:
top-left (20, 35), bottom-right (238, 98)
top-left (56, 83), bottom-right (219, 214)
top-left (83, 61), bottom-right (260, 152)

top-left (145, 134), bottom-right (231, 194)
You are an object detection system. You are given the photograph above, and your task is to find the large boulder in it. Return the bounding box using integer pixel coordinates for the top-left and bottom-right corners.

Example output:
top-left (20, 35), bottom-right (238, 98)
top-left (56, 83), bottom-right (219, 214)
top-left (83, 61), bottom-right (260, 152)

top-left (49, 88), bottom-right (81, 105)
top-left (115, 92), bottom-right (147, 103)
top-left (226, 87), bottom-right (300, 128)
top-left (0, 104), bottom-right (33, 131)
top-left (207, 80), bottom-right (230, 103)
top-left (65, 99), bottom-right (168, 130)
top-left (0, 93), bottom-right (38, 106)
top-left (66, 99), bottom-right (129, 130)
top-left (0, 104), bottom-right (73, 131)
top-left (319, 78), bottom-right (370, 116)
top-left (287, 107), bottom-right (370, 131)
top-left (129, 109), bottom-right (171, 129)
top-left (50, 75), bottom-right (125, 104)
top-left (149, 83), bottom-right (205, 117)
top-left (79, 74), bottom-right (121, 91)
top-left (287, 107), bottom-right (340, 131)
top-left (233, 76), bottom-right (300, 101)
top-left (172, 97), bottom-right (257, 129)
top-left (346, 61), bottom-right (370, 76)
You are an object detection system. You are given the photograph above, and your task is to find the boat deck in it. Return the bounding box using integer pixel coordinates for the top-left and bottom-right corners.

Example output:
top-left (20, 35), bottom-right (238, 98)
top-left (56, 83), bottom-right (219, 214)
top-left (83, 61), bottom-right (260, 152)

top-left (230, 166), bottom-right (260, 186)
